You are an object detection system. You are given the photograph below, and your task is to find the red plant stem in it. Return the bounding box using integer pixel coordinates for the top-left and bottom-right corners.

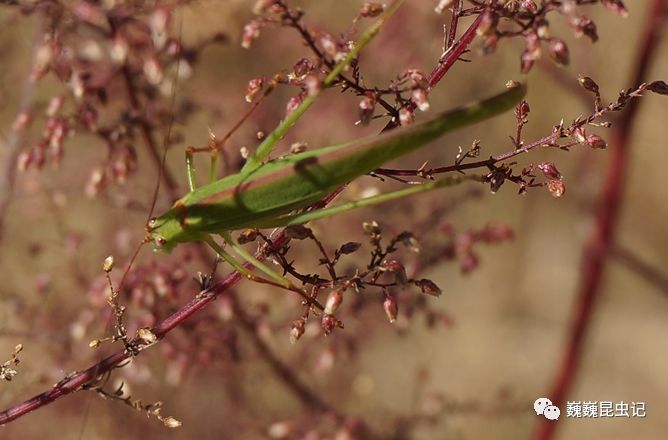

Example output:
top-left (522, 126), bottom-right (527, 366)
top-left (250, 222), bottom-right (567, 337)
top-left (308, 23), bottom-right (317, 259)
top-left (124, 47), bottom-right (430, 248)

top-left (383, 11), bottom-right (483, 130)
top-left (0, 234), bottom-right (286, 425)
top-left (428, 8), bottom-right (482, 89)
top-left (532, 2), bottom-right (667, 439)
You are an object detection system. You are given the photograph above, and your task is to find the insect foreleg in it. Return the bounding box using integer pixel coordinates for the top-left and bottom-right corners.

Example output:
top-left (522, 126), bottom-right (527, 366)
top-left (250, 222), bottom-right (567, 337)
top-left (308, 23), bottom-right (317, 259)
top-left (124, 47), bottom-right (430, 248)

top-left (220, 231), bottom-right (292, 289)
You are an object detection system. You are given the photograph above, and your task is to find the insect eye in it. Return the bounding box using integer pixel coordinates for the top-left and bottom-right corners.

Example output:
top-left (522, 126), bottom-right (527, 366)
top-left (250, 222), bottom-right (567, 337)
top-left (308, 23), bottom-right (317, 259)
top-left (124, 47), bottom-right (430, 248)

top-left (148, 217), bottom-right (158, 230)
top-left (154, 236), bottom-right (167, 247)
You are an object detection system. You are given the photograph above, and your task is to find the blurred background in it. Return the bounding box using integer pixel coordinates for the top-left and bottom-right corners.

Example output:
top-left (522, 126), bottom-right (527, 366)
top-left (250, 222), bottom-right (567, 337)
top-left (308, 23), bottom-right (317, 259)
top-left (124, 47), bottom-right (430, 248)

top-left (1, 1), bottom-right (667, 439)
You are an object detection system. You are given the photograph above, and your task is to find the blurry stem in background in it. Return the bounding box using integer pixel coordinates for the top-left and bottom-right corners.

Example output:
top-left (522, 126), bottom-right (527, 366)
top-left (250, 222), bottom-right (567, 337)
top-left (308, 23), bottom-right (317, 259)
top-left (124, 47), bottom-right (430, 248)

top-left (532, 1), bottom-right (668, 439)
top-left (610, 245), bottom-right (668, 296)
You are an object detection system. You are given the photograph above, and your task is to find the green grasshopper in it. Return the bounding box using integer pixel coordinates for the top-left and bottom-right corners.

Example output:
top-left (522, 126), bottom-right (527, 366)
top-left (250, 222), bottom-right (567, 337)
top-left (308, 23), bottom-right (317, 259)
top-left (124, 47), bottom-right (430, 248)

top-left (142, 1), bottom-right (526, 291)
top-left (146, 82), bottom-right (525, 287)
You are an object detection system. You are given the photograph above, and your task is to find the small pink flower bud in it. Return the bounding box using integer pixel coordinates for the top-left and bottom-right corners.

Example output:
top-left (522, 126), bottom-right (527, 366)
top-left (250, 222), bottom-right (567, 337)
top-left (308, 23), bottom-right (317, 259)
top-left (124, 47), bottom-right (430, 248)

top-left (546, 179), bottom-right (566, 198)
top-left (537, 162), bottom-right (562, 180)
top-left (324, 289), bottom-right (343, 315)
top-left (245, 77), bottom-right (264, 103)
top-left (573, 126), bottom-right (587, 144)
top-left (321, 314), bottom-right (337, 335)
top-left (359, 94), bottom-right (376, 125)
top-left (548, 38), bottom-right (570, 65)
top-left (241, 20), bottom-right (262, 49)
top-left (359, 2), bottom-right (384, 18)
top-left (399, 107), bottom-right (414, 126)
top-left (285, 93), bottom-right (304, 117)
top-left (383, 295), bottom-right (398, 323)
top-left (586, 133), bottom-right (607, 149)
top-left (289, 318), bottom-right (305, 344)
top-left (381, 259), bottom-right (408, 285)
top-left (412, 87), bottom-right (430, 112)
top-left (293, 58), bottom-right (312, 77)
top-left (521, 0), bottom-right (538, 13)
top-left (601, 0), bottom-right (628, 18)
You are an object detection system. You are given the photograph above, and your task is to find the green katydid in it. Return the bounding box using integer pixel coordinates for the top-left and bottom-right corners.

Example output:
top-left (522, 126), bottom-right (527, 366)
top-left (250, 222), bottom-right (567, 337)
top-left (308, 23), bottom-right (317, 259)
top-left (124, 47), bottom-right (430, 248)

top-left (140, 0), bottom-right (525, 291)
top-left (146, 82), bottom-right (526, 287)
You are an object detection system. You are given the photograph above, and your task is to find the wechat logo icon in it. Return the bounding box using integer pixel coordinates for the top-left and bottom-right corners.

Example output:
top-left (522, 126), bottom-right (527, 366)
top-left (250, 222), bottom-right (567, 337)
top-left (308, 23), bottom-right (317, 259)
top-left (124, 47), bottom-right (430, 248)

top-left (534, 397), bottom-right (560, 421)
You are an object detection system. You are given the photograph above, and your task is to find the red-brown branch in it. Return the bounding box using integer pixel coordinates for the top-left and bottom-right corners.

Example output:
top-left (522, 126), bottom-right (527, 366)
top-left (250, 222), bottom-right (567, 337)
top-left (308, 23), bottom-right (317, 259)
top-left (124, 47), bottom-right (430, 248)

top-left (532, 1), bottom-right (667, 439)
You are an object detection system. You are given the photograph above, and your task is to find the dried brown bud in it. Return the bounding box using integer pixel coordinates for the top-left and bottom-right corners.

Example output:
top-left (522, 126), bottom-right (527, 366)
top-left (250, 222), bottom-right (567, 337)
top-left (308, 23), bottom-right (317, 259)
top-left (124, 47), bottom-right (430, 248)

top-left (647, 80), bottom-right (668, 95)
top-left (163, 417), bottom-right (182, 429)
top-left (321, 314), bottom-right (337, 335)
top-left (359, 94), bottom-right (376, 126)
top-left (137, 327), bottom-right (157, 344)
top-left (237, 229), bottom-right (258, 244)
top-left (578, 75), bottom-right (600, 94)
top-left (415, 279), bottom-right (442, 297)
top-left (293, 58), bottom-right (312, 77)
top-left (103, 255), bottom-right (115, 272)
top-left (546, 179), bottom-right (566, 198)
top-left (285, 224), bottom-right (312, 240)
top-left (381, 259), bottom-right (408, 285)
top-left (290, 319), bottom-right (306, 344)
top-left (362, 220), bottom-right (381, 235)
top-left (383, 295), bottom-right (398, 323)
top-left (548, 38), bottom-right (569, 65)
top-left (586, 133), bottom-right (607, 149)
top-left (359, 2), bottom-right (385, 18)
top-left (339, 242), bottom-right (362, 255)
top-left (537, 162), bottom-right (562, 180)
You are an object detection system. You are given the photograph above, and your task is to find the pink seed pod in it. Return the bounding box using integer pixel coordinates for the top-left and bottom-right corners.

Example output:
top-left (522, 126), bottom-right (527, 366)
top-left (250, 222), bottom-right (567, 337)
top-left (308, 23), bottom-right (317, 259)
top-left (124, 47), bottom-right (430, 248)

top-left (383, 294), bottom-right (398, 323)
top-left (324, 289), bottom-right (343, 315)
top-left (548, 38), bottom-right (570, 66)
top-left (538, 162), bottom-right (562, 180)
